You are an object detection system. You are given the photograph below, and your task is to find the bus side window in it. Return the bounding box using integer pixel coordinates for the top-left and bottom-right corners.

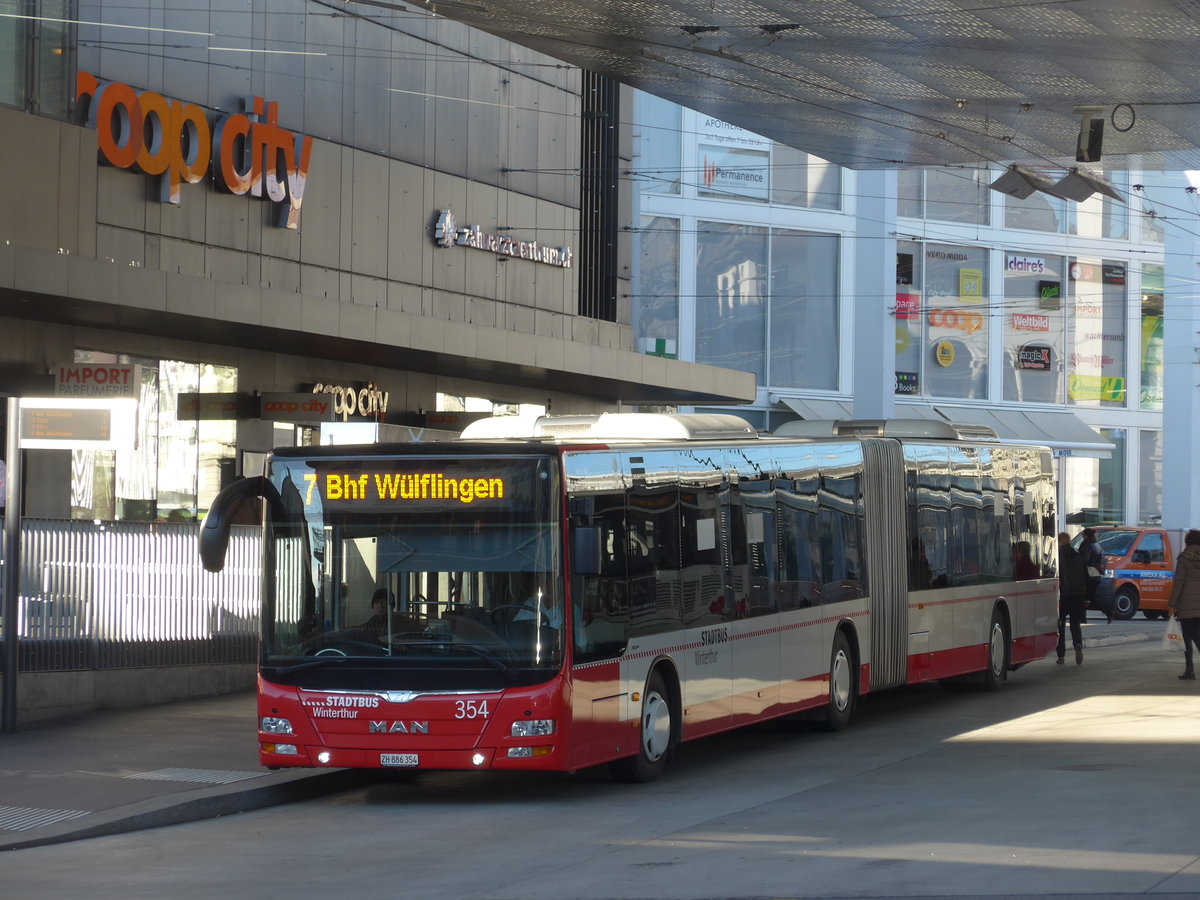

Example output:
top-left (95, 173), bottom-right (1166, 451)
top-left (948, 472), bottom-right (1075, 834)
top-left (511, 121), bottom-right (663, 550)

top-left (777, 476), bottom-right (821, 608)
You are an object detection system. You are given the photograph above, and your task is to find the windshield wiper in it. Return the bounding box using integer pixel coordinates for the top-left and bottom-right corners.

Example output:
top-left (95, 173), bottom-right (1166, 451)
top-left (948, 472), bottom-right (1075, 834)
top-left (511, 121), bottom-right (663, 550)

top-left (387, 640), bottom-right (518, 678)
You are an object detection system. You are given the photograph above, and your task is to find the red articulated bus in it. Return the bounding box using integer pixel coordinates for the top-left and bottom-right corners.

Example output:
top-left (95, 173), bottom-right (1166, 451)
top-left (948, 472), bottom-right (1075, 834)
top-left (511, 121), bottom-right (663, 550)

top-left (200, 413), bottom-right (1058, 782)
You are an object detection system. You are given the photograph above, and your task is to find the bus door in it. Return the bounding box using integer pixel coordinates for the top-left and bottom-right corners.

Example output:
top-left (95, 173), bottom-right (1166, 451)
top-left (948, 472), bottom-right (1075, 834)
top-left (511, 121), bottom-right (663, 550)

top-left (677, 482), bottom-right (733, 736)
top-left (730, 480), bottom-right (780, 719)
top-left (567, 489), bottom-right (632, 768)
top-left (860, 438), bottom-right (908, 691)
top-left (776, 474), bottom-right (827, 706)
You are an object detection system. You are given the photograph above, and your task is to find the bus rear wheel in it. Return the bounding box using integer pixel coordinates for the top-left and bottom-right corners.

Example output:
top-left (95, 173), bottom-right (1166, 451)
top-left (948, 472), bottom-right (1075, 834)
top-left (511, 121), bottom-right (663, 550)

top-left (611, 671), bottom-right (674, 783)
top-left (820, 631), bottom-right (856, 732)
top-left (980, 607), bottom-right (1009, 692)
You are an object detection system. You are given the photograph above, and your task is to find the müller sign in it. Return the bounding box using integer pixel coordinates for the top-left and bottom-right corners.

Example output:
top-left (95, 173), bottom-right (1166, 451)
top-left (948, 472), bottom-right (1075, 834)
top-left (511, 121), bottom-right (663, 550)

top-left (434, 210), bottom-right (572, 268)
top-left (75, 72), bottom-right (313, 229)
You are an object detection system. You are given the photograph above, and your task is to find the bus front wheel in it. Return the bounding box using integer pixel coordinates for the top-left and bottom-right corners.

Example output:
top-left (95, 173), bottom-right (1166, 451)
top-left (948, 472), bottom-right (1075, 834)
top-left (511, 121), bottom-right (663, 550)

top-left (611, 671), bottom-right (674, 783)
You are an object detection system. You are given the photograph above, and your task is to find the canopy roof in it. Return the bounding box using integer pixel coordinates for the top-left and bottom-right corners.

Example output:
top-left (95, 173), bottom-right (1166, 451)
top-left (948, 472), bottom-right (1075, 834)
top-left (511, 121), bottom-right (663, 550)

top-left (391, 0), bottom-right (1200, 170)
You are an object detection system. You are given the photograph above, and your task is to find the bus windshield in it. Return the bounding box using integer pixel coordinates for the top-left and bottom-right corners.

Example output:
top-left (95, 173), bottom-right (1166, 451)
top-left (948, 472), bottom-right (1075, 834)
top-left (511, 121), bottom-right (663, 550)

top-left (262, 452), bottom-right (563, 689)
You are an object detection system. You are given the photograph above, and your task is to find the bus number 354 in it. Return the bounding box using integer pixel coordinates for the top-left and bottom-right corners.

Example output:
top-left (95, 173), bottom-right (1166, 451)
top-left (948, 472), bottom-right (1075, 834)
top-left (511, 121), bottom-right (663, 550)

top-left (455, 700), bottom-right (489, 719)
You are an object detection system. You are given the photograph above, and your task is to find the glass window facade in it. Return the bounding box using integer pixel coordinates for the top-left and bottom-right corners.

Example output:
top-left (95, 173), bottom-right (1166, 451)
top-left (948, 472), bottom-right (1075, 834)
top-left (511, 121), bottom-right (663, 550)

top-left (70, 351), bottom-right (237, 522)
top-left (1066, 258), bottom-right (1127, 408)
top-left (1139, 429), bottom-right (1163, 525)
top-left (1140, 264), bottom-right (1164, 409)
top-left (634, 216), bottom-right (680, 356)
top-left (897, 168), bottom-right (989, 226)
top-left (695, 222), bottom-right (767, 380)
top-left (1002, 251), bottom-right (1065, 403)
top-left (0, 3), bottom-right (23, 108)
top-left (0, 1), bottom-right (73, 116)
top-left (768, 229), bottom-right (839, 390)
top-left (1063, 428), bottom-right (1125, 527)
top-left (633, 91), bottom-right (681, 195)
top-left (769, 142), bottom-right (841, 210)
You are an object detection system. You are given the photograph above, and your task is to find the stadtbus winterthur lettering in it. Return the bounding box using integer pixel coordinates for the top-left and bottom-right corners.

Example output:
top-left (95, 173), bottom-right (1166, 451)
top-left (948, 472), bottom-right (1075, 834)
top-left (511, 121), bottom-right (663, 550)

top-left (75, 73), bottom-right (313, 229)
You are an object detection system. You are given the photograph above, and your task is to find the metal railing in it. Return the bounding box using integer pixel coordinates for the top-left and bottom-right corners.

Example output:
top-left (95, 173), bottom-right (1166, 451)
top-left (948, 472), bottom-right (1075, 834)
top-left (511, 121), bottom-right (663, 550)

top-left (0, 518), bottom-right (260, 671)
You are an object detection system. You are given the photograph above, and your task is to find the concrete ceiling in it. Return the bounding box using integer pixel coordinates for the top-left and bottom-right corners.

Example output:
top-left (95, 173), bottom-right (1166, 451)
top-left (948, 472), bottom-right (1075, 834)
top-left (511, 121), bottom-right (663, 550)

top-left (379, 0), bottom-right (1200, 170)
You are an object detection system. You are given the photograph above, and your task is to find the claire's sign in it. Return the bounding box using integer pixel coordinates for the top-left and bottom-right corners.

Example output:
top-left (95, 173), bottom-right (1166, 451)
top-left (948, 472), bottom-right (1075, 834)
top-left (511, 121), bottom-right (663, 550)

top-left (76, 72), bottom-right (313, 229)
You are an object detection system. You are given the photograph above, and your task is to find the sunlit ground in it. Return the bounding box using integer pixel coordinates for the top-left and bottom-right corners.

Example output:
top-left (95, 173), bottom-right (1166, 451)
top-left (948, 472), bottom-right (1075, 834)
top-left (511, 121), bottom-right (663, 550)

top-left (947, 695), bottom-right (1200, 743)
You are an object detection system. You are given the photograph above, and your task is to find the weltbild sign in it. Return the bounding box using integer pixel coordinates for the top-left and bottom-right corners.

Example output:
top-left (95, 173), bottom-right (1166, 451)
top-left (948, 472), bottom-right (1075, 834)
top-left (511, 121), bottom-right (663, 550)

top-left (76, 72), bottom-right (313, 229)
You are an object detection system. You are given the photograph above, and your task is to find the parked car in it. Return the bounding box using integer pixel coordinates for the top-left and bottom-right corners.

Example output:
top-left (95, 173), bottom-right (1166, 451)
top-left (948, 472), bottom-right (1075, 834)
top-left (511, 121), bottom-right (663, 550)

top-left (1071, 526), bottom-right (1181, 620)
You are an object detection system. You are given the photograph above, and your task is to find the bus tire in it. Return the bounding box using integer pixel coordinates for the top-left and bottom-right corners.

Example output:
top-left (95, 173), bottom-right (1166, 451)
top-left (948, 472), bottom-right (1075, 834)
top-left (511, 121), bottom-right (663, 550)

top-left (820, 631), bottom-right (856, 732)
top-left (1113, 587), bottom-right (1139, 620)
top-left (981, 606), bottom-right (1009, 692)
top-left (610, 670), bottom-right (674, 783)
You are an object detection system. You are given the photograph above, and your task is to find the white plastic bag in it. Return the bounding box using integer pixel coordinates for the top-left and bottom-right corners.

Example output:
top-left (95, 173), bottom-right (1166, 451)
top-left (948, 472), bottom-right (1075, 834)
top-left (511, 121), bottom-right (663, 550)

top-left (1163, 617), bottom-right (1184, 653)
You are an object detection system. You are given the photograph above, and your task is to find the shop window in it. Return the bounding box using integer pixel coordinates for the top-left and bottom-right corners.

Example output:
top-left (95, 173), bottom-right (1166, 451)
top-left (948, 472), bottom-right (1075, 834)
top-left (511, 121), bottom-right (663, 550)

top-left (1140, 265), bottom-right (1164, 410)
top-left (1063, 428), bottom-right (1126, 526)
top-left (898, 242), bottom-right (988, 400)
top-left (1139, 430), bottom-right (1162, 526)
top-left (70, 351), bottom-right (237, 522)
top-left (1066, 258), bottom-right (1127, 409)
top-left (1002, 250), bottom-right (1065, 403)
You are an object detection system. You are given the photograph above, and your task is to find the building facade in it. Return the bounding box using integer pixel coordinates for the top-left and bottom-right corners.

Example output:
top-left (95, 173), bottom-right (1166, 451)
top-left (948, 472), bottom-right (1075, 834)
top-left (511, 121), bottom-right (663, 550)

top-left (630, 91), bottom-right (1179, 528)
top-left (0, 1), bottom-right (753, 523)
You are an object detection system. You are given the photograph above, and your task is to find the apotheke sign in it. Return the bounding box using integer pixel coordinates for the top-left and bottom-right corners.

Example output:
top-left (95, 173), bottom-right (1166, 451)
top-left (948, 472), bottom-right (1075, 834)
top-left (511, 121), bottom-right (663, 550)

top-left (433, 210), bottom-right (573, 268)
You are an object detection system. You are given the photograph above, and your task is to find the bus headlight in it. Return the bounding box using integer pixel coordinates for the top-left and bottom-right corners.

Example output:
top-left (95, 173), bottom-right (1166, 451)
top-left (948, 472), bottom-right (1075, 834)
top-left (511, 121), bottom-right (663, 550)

top-left (261, 716), bottom-right (294, 734)
top-left (511, 719), bottom-right (555, 737)
top-left (262, 742), bottom-right (298, 755)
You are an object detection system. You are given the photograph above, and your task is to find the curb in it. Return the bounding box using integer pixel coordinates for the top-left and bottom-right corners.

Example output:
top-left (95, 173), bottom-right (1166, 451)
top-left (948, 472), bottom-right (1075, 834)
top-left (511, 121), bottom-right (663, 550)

top-left (0, 768), bottom-right (370, 852)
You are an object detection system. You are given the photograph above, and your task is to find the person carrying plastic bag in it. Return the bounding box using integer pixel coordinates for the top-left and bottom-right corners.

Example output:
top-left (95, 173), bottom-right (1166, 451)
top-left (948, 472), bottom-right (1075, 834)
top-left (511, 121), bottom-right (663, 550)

top-left (1166, 529), bottom-right (1200, 680)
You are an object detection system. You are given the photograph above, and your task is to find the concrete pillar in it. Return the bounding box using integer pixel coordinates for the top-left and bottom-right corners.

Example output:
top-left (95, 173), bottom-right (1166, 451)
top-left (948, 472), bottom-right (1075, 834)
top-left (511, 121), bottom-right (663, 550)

top-left (851, 170), bottom-right (898, 420)
top-left (1161, 171), bottom-right (1200, 530)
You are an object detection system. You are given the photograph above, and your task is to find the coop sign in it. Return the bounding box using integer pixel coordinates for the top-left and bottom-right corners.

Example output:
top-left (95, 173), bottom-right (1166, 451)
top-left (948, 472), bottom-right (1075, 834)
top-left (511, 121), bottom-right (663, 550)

top-left (433, 210), bottom-right (573, 268)
top-left (75, 72), bottom-right (313, 229)
top-left (312, 382), bottom-right (389, 422)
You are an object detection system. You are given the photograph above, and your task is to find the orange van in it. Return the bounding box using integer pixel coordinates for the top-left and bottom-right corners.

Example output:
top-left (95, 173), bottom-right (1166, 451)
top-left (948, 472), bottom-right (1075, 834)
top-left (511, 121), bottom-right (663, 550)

top-left (1072, 526), bottom-right (1179, 620)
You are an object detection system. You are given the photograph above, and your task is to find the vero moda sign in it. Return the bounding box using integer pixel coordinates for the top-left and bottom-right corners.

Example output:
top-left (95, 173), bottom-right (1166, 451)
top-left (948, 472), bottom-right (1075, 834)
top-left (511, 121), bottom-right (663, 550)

top-left (75, 72), bottom-right (313, 229)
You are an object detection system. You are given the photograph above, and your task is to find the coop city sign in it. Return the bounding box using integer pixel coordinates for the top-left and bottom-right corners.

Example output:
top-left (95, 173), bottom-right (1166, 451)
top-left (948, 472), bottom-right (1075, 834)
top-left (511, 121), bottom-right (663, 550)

top-left (75, 72), bottom-right (313, 229)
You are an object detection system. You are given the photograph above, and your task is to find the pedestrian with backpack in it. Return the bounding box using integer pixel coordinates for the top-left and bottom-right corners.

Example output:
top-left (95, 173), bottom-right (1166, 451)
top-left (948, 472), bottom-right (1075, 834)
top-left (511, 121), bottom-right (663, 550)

top-left (1080, 528), bottom-right (1108, 623)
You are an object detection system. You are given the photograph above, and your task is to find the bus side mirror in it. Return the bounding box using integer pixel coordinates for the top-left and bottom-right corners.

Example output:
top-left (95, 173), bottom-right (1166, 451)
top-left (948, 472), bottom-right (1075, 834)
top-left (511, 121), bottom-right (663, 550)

top-left (200, 476), bottom-right (267, 572)
top-left (573, 526), bottom-right (601, 576)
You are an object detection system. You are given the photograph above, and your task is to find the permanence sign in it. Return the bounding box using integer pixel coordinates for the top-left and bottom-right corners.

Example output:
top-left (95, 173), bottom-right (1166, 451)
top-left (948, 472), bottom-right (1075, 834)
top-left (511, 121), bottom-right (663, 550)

top-left (76, 72), bottom-right (313, 229)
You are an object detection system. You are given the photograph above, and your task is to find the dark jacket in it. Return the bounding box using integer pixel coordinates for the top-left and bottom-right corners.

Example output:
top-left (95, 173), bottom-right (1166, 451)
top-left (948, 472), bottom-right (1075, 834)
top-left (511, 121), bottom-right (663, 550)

top-left (1080, 538), bottom-right (1103, 577)
top-left (1058, 545), bottom-right (1087, 598)
top-left (1168, 545), bottom-right (1200, 619)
